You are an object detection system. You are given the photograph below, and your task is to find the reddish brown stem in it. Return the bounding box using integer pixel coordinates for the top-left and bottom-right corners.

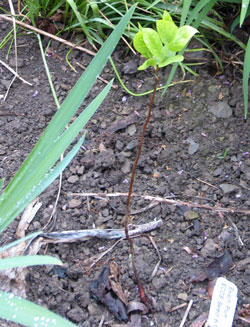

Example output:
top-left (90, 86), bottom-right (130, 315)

top-left (125, 67), bottom-right (159, 307)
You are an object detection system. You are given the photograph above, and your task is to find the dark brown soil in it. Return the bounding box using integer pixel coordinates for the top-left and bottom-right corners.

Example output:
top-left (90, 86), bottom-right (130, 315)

top-left (0, 17), bottom-right (249, 327)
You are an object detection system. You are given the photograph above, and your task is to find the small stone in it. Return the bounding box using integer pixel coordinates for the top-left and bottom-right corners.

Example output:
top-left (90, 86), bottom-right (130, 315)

top-left (60, 83), bottom-right (71, 91)
top-left (121, 158), bottom-right (131, 174)
top-left (213, 167), bottom-right (223, 176)
top-left (87, 303), bottom-right (98, 316)
top-left (208, 85), bottom-right (217, 93)
top-left (163, 300), bottom-right (172, 313)
top-left (0, 79), bottom-right (11, 89)
top-left (177, 293), bottom-right (188, 301)
top-left (208, 102), bottom-right (232, 118)
top-left (68, 175), bottom-right (79, 183)
top-left (152, 276), bottom-right (166, 290)
top-left (186, 138), bottom-right (199, 155)
top-left (201, 238), bottom-right (216, 257)
top-left (184, 210), bottom-right (199, 220)
top-left (219, 183), bottom-right (239, 193)
top-left (126, 140), bottom-right (138, 150)
top-left (101, 208), bottom-right (109, 217)
top-left (68, 199), bottom-right (81, 208)
top-left (126, 124), bottom-right (136, 136)
top-left (67, 307), bottom-right (85, 323)
top-left (100, 121), bottom-right (106, 129)
top-left (9, 57), bottom-right (24, 68)
top-left (76, 166), bottom-right (84, 175)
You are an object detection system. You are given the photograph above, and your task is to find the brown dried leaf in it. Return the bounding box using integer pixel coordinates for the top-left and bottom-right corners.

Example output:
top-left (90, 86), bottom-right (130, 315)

top-left (190, 251), bottom-right (233, 282)
top-left (109, 262), bottom-right (127, 305)
top-left (106, 114), bottom-right (138, 133)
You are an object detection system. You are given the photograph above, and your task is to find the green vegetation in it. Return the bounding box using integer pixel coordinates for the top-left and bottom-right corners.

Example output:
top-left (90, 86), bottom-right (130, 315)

top-left (124, 10), bottom-right (197, 306)
top-left (0, 0), bottom-right (249, 325)
top-left (0, 5), bottom-right (135, 326)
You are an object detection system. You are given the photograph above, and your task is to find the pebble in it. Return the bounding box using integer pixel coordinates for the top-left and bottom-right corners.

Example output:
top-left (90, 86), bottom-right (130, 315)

top-left (67, 307), bottom-right (85, 323)
top-left (177, 292), bottom-right (188, 301)
top-left (9, 57), bottom-right (24, 68)
top-left (213, 167), bottom-right (223, 176)
top-left (201, 238), bottom-right (216, 257)
top-left (87, 304), bottom-right (98, 316)
top-left (186, 138), bottom-right (199, 155)
top-left (219, 183), bottom-right (239, 193)
top-left (68, 199), bottom-right (81, 208)
top-left (121, 158), bottom-right (131, 174)
top-left (184, 210), bottom-right (199, 220)
top-left (163, 300), bottom-right (172, 313)
top-left (208, 101), bottom-right (232, 118)
top-left (126, 139), bottom-right (138, 150)
top-left (60, 83), bottom-right (71, 91)
top-left (126, 124), bottom-right (136, 136)
top-left (0, 79), bottom-right (11, 89)
top-left (68, 175), bottom-right (79, 183)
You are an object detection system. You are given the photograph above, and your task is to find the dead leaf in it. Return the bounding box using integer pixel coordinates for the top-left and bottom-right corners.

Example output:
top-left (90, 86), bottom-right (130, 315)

top-left (106, 114), bottom-right (138, 134)
top-left (190, 251), bottom-right (233, 282)
top-left (109, 262), bottom-right (127, 305)
top-left (90, 266), bottom-right (128, 322)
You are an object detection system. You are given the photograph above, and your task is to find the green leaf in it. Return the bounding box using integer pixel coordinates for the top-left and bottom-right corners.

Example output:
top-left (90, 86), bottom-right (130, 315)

top-left (156, 20), bottom-right (178, 45)
top-left (159, 55), bottom-right (184, 68)
top-left (0, 178), bottom-right (4, 191)
top-left (0, 291), bottom-right (77, 327)
top-left (138, 58), bottom-right (157, 70)
top-left (0, 255), bottom-right (62, 270)
top-left (142, 28), bottom-right (162, 58)
top-left (67, 0), bottom-right (92, 43)
top-left (133, 30), bottom-right (152, 58)
top-left (162, 10), bottom-right (174, 23)
top-left (169, 25), bottom-right (198, 52)
top-left (240, 0), bottom-right (250, 27)
top-left (243, 36), bottom-right (250, 119)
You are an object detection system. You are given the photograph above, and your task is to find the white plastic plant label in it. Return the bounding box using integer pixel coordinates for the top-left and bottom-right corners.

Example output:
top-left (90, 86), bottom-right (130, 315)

top-left (208, 277), bottom-right (238, 327)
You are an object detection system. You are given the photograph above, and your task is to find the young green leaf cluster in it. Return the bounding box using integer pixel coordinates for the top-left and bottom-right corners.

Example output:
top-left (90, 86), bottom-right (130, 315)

top-left (133, 11), bottom-right (198, 70)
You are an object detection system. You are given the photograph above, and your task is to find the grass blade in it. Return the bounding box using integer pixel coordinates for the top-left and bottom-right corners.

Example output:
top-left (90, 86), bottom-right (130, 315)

top-left (0, 231), bottom-right (41, 254)
top-left (0, 291), bottom-right (77, 327)
top-left (180, 0), bottom-right (192, 26)
top-left (240, 0), bottom-right (250, 26)
top-left (243, 36), bottom-right (250, 119)
top-left (0, 5), bottom-right (136, 232)
top-left (0, 255), bottom-right (62, 270)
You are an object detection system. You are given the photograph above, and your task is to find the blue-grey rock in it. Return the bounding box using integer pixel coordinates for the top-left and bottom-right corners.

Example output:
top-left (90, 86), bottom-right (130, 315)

top-left (208, 102), bottom-right (232, 118)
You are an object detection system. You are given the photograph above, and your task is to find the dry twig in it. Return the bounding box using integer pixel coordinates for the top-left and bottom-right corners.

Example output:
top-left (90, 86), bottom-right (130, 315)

top-left (68, 191), bottom-right (250, 215)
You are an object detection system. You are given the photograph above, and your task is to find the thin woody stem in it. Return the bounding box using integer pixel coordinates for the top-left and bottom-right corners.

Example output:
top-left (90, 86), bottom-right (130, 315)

top-left (125, 66), bottom-right (159, 305)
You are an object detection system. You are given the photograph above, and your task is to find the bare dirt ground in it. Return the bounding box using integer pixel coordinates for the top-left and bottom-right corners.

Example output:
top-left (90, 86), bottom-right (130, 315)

top-left (0, 17), bottom-right (249, 327)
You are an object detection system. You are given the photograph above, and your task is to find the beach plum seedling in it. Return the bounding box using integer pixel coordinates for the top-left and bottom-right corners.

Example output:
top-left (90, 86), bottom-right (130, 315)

top-left (133, 11), bottom-right (197, 71)
top-left (125, 11), bottom-right (198, 308)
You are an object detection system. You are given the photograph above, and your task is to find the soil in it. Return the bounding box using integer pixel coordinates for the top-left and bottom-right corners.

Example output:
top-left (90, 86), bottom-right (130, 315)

top-left (0, 16), bottom-right (250, 327)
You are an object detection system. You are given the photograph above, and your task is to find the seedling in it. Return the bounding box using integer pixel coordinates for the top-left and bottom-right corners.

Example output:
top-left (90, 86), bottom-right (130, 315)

top-left (125, 11), bottom-right (197, 307)
top-left (218, 147), bottom-right (230, 160)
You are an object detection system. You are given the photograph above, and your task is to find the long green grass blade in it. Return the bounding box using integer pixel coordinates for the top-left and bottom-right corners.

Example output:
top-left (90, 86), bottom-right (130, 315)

top-left (180, 0), bottom-right (192, 26)
top-left (0, 291), bottom-right (77, 327)
top-left (0, 5), bottom-right (136, 232)
top-left (243, 37), bottom-right (250, 119)
top-left (67, 0), bottom-right (92, 42)
top-left (240, 0), bottom-right (250, 26)
top-left (0, 255), bottom-right (62, 270)
top-left (186, 0), bottom-right (211, 25)
top-left (0, 231), bottom-right (41, 254)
